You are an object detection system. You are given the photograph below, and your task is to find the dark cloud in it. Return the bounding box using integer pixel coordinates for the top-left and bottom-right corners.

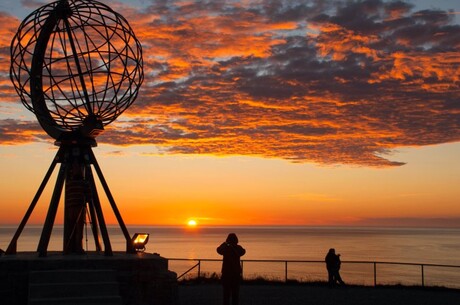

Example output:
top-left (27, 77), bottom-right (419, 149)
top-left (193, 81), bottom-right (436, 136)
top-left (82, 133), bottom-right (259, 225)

top-left (0, 119), bottom-right (45, 144)
top-left (1, 0), bottom-right (460, 167)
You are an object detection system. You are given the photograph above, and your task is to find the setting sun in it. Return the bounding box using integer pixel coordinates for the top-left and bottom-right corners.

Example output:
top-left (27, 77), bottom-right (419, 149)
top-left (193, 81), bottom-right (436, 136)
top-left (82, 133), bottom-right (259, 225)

top-left (187, 219), bottom-right (198, 227)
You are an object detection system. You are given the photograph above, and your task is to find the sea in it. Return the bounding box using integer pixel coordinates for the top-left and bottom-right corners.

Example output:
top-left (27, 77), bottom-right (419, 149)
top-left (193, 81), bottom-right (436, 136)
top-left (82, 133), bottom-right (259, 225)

top-left (1, 225), bottom-right (460, 288)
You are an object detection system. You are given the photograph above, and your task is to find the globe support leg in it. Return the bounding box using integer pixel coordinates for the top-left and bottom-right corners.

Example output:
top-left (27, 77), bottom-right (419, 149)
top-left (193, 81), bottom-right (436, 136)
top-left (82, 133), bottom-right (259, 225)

top-left (86, 201), bottom-right (103, 252)
top-left (37, 161), bottom-right (67, 257)
top-left (85, 164), bottom-right (112, 255)
top-left (5, 148), bottom-right (61, 255)
top-left (88, 148), bottom-right (134, 253)
top-left (84, 169), bottom-right (102, 252)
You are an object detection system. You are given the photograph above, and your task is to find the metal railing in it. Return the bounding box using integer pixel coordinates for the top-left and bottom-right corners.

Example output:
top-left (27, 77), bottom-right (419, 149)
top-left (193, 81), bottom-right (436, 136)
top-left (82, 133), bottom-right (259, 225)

top-left (169, 258), bottom-right (460, 288)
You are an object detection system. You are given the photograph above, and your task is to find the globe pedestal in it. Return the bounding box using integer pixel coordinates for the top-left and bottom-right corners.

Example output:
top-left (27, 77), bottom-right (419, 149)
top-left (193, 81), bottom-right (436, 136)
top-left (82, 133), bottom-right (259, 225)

top-left (0, 252), bottom-right (178, 305)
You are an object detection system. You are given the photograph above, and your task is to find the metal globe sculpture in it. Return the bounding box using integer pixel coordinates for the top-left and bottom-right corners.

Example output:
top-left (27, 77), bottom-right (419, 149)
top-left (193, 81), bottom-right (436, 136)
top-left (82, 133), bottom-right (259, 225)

top-left (10, 0), bottom-right (143, 141)
top-left (7, 0), bottom-right (143, 256)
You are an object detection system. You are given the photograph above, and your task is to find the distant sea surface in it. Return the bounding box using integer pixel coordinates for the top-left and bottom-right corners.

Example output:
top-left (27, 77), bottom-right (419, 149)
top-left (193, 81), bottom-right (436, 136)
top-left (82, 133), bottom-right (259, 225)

top-left (1, 226), bottom-right (460, 287)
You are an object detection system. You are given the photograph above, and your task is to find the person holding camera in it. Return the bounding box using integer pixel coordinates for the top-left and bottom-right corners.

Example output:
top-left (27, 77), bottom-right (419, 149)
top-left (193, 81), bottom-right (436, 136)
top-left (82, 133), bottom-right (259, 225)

top-left (217, 233), bottom-right (246, 305)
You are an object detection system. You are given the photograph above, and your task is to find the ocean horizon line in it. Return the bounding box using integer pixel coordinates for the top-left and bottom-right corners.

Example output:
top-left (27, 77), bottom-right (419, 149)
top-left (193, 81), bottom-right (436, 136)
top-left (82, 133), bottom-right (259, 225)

top-left (2, 224), bottom-right (460, 230)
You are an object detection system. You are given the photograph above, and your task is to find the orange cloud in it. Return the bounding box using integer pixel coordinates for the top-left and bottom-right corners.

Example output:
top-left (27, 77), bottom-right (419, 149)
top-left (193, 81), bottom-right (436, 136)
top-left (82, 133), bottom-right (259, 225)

top-left (311, 22), bottom-right (380, 60)
top-left (1, 0), bottom-right (459, 167)
top-left (371, 51), bottom-right (460, 92)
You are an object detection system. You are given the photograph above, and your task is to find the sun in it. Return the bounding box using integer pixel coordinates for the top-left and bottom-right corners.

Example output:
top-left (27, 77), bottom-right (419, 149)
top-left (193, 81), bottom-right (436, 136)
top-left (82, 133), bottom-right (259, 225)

top-left (187, 219), bottom-right (198, 227)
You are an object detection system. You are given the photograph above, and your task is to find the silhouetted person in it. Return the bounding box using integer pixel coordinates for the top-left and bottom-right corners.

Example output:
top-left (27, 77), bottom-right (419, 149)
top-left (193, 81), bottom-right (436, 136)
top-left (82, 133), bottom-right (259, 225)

top-left (325, 248), bottom-right (345, 286)
top-left (217, 233), bottom-right (246, 305)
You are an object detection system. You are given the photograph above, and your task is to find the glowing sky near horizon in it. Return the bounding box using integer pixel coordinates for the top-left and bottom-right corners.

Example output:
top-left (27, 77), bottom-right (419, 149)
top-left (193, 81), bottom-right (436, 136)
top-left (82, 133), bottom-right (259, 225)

top-left (0, 0), bottom-right (459, 227)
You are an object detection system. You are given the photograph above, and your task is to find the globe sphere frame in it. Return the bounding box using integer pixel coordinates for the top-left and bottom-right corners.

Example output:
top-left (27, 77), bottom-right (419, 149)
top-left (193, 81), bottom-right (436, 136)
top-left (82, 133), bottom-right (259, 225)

top-left (10, 0), bottom-right (144, 141)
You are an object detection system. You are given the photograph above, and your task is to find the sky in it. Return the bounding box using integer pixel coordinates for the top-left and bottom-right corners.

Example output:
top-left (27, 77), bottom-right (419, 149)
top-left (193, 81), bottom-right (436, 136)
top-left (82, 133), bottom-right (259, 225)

top-left (0, 0), bottom-right (459, 227)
